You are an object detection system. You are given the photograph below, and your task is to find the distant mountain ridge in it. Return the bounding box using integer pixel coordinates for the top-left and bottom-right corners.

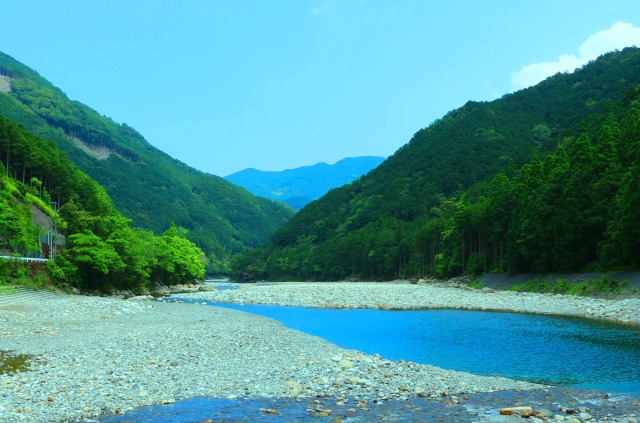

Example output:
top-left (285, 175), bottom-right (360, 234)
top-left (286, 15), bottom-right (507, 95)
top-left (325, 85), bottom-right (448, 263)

top-left (225, 156), bottom-right (385, 209)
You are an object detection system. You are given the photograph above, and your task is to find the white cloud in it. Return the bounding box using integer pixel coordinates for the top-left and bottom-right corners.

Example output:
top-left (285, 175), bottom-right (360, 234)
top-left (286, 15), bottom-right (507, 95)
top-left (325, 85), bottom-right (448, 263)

top-left (511, 21), bottom-right (640, 91)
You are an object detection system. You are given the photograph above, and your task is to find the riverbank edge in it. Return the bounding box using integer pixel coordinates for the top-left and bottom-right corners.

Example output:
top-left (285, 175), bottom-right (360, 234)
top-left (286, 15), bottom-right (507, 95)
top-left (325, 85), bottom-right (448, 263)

top-left (0, 295), bottom-right (543, 423)
top-left (1, 283), bottom-right (639, 422)
top-left (178, 281), bottom-right (640, 327)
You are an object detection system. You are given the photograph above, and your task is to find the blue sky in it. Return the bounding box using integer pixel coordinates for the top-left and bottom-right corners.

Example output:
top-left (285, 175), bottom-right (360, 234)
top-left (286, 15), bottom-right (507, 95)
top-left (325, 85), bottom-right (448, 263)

top-left (1, 1), bottom-right (640, 176)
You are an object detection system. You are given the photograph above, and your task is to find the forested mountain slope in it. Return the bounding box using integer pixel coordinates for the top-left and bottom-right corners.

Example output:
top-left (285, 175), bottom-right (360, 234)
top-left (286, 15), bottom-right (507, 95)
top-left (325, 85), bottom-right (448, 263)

top-left (230, 47), bottom-right (640, 281)
top-left (0, 52), bottom-right (295, 273)
top-left (225, 156), bottom-right (385, 209)
top-left (0, 115), bottom-right (205, 291)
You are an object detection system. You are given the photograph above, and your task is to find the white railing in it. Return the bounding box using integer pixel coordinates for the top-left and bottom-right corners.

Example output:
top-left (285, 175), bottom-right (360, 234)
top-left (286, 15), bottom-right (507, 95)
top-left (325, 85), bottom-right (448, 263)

top-left (0, 256), bottom-right (48, 262)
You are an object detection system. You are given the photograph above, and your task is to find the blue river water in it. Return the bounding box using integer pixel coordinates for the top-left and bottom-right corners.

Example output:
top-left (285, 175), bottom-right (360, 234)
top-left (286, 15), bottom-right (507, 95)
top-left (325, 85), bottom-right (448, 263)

top-left (100, 298), bottom-right (640, 422)
top-left (205, 301), bottom-right (640, 394)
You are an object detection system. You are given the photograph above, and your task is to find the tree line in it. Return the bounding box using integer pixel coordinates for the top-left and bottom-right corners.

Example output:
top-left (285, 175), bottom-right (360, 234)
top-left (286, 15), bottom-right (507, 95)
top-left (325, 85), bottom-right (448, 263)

top-left (0, 50), bottom-right (295, 276)
top-left (230, 82), bottom-right (640, 281)
top-left (0, 115), bottom-right (205, 292)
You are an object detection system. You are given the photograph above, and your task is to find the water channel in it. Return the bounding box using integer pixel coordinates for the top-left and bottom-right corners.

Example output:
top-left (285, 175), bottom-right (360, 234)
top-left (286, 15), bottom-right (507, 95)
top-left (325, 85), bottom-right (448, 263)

top-left (203, 301), bottom-right (640, 394)
top-left (100, 296), bottom-right (640, 422)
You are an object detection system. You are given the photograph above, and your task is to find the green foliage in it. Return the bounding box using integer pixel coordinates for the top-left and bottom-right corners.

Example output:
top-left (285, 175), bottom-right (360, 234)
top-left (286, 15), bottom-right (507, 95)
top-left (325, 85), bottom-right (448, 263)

top-left (510, 276), bottom-right (630, 298)
top-left (67, 231), bottom-right (126, 286)
top-left (231, 48), bottom-right (640, 282)
top-left (11, 269), bottom-right (50, 291)
top-left (0, 178), bottom-right (45, 255)
top-left (153, 223), bottom-right (206, 285)
top-left (0, 113), bottom-right (206, 292)
top-left (468, 280), bottom-right (483, 289)
top-left (0, 258), bottom-right (27, 283)
top-left (229, 249), bottom-right (264, 281)
top-left (0, 50), bottom-right (295, 270)
top-left (0, 351), bottom-right (32, 375)
top-left (0, 258), bottom-right (50, 290)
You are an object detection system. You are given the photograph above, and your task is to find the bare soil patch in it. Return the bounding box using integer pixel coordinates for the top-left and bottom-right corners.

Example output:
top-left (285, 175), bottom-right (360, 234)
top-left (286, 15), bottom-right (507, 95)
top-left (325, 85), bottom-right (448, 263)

top-left (0, 75), bottom-right (11, 92)
top-left (69, 136), bottom-right (113, 160)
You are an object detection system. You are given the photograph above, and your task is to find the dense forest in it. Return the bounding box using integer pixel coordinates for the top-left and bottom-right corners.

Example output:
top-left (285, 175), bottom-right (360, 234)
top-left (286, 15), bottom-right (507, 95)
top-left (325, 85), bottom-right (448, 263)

top-left (230, 48), bottom-right (640, 281)
top-left (0, 115), bottom-right (205, 291)
top-left (0, 52), bottom-right (295, 274)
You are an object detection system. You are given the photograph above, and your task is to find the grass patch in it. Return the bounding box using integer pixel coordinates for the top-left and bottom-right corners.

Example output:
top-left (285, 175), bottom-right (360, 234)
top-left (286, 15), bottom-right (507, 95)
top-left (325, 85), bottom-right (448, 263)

top-left (0, 285), bottom-right (20, 296)
top-left (0, 351), bottom-right (32, 374)
top-left (510, 276), bottom-right (632, 298)
top-left (468, 280), bottom-right (484, 289)
top-left (12, 271), bottom-right (51, 291)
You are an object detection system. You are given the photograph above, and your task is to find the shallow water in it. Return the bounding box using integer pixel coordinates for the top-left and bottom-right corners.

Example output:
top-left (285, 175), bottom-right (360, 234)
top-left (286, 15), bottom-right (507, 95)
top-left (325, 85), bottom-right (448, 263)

top-left (98, 298), bottom-right (640, 422)
top-left (98, 386), bottom-right (640, 422)
top-left (204, 302), bottom-right (640, 394)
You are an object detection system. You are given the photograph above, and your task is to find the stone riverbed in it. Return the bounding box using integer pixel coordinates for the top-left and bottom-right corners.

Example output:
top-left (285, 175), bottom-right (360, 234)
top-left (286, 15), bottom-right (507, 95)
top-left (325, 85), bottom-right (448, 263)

top-left (0, 282), bottom-right (638, 422)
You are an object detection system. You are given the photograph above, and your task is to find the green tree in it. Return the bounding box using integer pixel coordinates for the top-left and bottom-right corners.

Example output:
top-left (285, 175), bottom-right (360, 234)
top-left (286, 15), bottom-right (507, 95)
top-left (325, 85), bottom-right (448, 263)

top-left (153, 223), bottom-right (206, 285)
top-left (67, 230), bottom-right (125, 290)
top-left (600, 167), bottom-right (640, 267)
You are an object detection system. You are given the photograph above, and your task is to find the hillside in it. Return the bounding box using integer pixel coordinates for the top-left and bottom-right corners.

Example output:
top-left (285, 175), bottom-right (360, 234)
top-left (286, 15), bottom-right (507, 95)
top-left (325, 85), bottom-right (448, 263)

top-left (0, 114), bottom-right (205, 291)
top-left (225, 156), bottom-right (385, 209)
top-left (230, 47), bottom-right (640, 281)
top-left (0, 52), bottom-right (295, 273)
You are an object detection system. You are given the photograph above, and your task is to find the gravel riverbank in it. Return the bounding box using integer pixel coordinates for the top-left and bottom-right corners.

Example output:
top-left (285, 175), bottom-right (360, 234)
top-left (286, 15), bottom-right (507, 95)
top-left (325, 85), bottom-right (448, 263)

top-left (0, 295), bottom-right (536, 422)
top-left (179, 281), bottom-right (640, 326)
top-left (0, 282), bottom-right (639, 422)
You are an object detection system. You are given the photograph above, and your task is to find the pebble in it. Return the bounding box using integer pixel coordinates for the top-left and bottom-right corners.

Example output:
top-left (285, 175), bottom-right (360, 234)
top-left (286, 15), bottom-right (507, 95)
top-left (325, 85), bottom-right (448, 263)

top-left (180, 281), bottom-right (640, 326)
top-left (1, 282), bottom-right (639, 422)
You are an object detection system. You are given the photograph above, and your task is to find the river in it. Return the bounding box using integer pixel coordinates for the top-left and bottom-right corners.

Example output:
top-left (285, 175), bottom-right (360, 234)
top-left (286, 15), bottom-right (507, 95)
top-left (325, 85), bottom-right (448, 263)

top-left (99, 297), bottom-right (640, 422)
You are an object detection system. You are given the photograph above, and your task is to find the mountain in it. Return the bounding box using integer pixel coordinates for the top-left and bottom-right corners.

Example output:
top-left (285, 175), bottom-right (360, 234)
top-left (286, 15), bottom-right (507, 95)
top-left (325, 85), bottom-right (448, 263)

top-left (0, 114), bottom-right (205, 292)
top-left (0, 52), bottom-right (295, 273)
top-left (229, 47), bottom-right (640, 281)
top-left (224, 156), bottom-right (385, 209)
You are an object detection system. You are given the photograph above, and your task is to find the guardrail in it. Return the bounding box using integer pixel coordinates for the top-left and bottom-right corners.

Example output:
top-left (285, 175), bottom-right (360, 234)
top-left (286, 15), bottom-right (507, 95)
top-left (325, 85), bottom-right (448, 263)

top-left (0, 256), bottom-right (48, 262)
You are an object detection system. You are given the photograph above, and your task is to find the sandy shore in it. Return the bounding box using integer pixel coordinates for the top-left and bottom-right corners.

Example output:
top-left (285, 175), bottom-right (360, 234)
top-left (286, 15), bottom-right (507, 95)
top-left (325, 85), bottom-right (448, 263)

top-left (0, 282), bottom-right (638, 422)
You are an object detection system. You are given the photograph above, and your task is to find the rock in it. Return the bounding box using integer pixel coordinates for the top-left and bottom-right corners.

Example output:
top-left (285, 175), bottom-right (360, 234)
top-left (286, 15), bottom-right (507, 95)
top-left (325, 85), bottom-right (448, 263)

top-left (414, 387), bottom-right (427, 397)
top-left (128, 295), bottom-right (153, 301)
top-left (337, 360), bottom-right (353, 369)
top-left (500, 406), bottom-right (533, 417)
top-left (284, 381), bottom-right (303, 395)
top-left (534, 408), bottom-right (552, 418)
